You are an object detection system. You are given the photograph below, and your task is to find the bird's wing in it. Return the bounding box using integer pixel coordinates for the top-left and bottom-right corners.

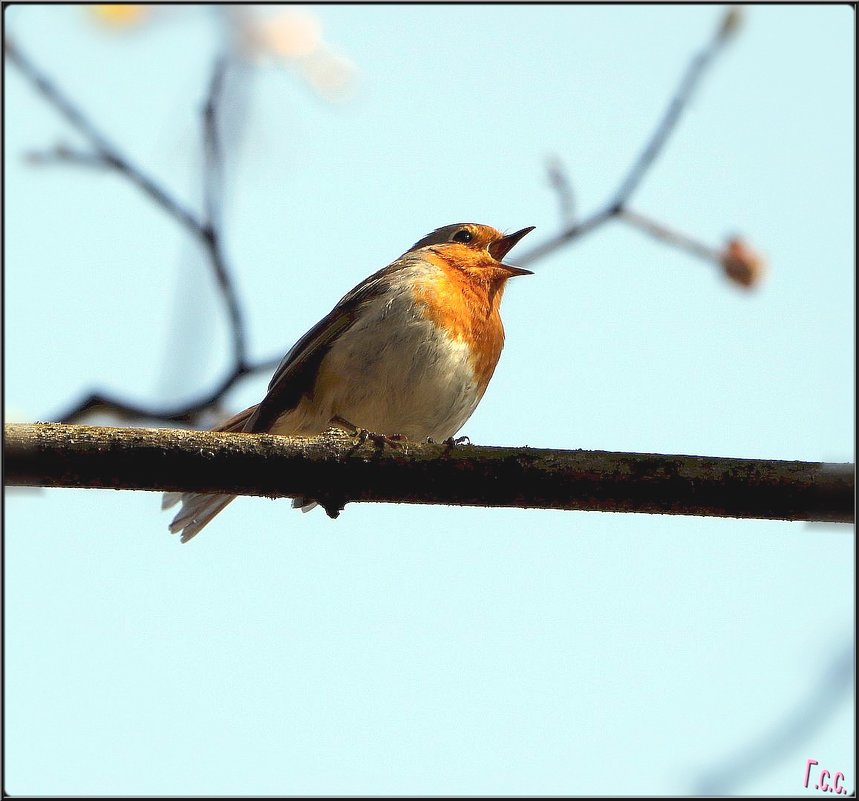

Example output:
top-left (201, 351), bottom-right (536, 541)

top-left (215, 403), bottom-right (260, 432)
top-left (245, 261), bottom-right (412, 433)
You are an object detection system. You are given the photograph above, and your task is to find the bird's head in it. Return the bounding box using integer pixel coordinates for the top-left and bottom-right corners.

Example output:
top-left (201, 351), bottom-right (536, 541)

top-left (408, 223), bottom-right (535, 282)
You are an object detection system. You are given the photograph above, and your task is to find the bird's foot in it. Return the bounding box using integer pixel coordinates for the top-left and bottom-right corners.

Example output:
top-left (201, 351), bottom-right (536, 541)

top-left (426, 435), bottom-right (471, 448)
top-left (331, 415), bottom-right (407, 449)
top-left (359, 429), bottom-right (408, 449)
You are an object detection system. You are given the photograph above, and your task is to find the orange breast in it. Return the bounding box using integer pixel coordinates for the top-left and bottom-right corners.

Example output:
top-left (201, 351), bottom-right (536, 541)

top-left (412, 250), bottom-right (508, 392)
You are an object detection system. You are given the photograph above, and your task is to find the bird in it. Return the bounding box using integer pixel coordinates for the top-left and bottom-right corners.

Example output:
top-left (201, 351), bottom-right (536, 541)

top-left (163, 222), bottom-right (535, 541)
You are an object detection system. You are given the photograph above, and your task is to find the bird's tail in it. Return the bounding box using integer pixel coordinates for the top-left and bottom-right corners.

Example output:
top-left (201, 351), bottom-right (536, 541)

top-left (163, 405), bottom-right (258, 542)
top-left (162, 492), bottom-right (235, 543)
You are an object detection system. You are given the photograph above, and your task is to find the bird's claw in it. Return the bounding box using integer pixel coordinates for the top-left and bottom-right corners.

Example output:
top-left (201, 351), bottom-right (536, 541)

top-left (331, 415), bottom-right (406, 449)
top-left (426, 435), bottom-right (470, 448)
top-left (354, 428), bottom-right (406, 449)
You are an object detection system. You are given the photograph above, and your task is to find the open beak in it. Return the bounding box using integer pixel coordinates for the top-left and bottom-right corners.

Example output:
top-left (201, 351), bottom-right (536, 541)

top-left (488, 226), bottom-right (535, 275)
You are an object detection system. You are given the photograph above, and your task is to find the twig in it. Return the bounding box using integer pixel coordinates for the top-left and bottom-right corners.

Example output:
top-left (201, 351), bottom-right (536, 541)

top-left (546, 155), bottom-right (576, 226)
top-left (25, 143), bottom-right (111, 169)
top-left (52, 353), bottom-right (284, 425)
top-left (6, 35), bottom-right (270, 424)
top-left (607, 21), bottom-right (729, 211)
top-left (203, 54), bottom-right (227, 232)
top-left (518, 208), bottom-right (615, 267)
top-left (618, 207), bottom-right (721, 264)
top-left (519, 6), bottom-right (741, 267)
top-left (5, 423), bottom-right (855, 524)
top-left (200, 53), bottom-right (248, 369)
top-left (5, 36), bottom-right (204, 236)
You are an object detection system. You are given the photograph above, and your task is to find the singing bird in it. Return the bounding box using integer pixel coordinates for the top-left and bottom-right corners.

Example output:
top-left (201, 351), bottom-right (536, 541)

top-left (163, 222), bottom-right (535, 540)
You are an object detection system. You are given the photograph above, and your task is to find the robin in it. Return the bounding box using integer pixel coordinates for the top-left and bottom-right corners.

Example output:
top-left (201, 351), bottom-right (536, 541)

top-left (164, 222), bottom-right (535, 540)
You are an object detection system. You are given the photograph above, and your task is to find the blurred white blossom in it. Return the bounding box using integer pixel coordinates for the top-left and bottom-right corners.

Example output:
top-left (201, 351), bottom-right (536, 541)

top-left (232, 7), bottom-right (356, 101)
top-left (88, 5), bottom-right (355, 101)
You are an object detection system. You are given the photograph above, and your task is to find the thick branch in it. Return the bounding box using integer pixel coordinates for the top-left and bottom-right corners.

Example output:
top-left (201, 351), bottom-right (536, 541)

top-left (4, 424), bottom-right (854, 524)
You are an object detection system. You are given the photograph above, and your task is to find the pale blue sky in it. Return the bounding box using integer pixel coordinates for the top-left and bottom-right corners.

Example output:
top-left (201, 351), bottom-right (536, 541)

top-left (4, 4), bottom-right (854, 795)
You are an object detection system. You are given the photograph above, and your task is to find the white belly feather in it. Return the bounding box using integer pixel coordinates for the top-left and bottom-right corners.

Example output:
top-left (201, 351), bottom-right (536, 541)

top-left (272, 286), bottom-right (483, 441)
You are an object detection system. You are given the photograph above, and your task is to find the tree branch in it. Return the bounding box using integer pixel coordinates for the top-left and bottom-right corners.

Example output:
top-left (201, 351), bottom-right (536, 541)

top-left (4, 36), bottom-right (204, 236)
top-left (619, 206), bottom-right (721, 262)
top-left (5, 35), bottom-right (273, 425)
top-left (519, 6), bottom-right (743, 268)
top-left (545, 155), bottom-right (576, 226)
top-left (5, 424), bottom-right (854, 524)
top-left (50, 354), bottom-right (284, 426)
top-left (607, 13), bottom-right (733, 212)
top-left (693, 640), bottom-right (855, 794)
top-left (200, 52), bottom-right (248, 369)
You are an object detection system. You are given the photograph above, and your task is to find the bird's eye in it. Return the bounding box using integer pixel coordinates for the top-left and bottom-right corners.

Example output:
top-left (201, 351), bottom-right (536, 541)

top-left (451, 229), bottom-right (474, 243)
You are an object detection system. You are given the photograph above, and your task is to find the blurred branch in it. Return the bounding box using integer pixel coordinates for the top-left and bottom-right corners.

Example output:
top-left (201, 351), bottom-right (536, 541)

top-left (202, 54), bottom-right (228, 231)
top-left (521, 5), bottom-right (745, 268)
top-left (619, 207), bottom-right (720, 262)
top-left (46, 362), bottom-right (279, 427)
top-left (618, 207), bottom-right (765, 288)
top-left (5, 36), bottom-right (202, 234)
top-left (5, 423), bottom-right (855, 524)
top-left (546, 155), bottom-right (576, 226)
top-left (199, 52), bottom-right (248, 369)
top-left (608, 9), bottom-right (734, 211)
top-left (693, 642), bottom-right (855, 794)
top-left (5, 34), bottom-right (278, 425)
top-left (25, 143), bottom-right (112, 168)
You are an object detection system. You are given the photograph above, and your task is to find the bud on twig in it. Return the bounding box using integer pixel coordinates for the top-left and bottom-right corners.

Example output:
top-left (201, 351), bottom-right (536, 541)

top-left (720, 236), bottom-right (765, 288)
top-left (718, 6), bottom-right (744, 42)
